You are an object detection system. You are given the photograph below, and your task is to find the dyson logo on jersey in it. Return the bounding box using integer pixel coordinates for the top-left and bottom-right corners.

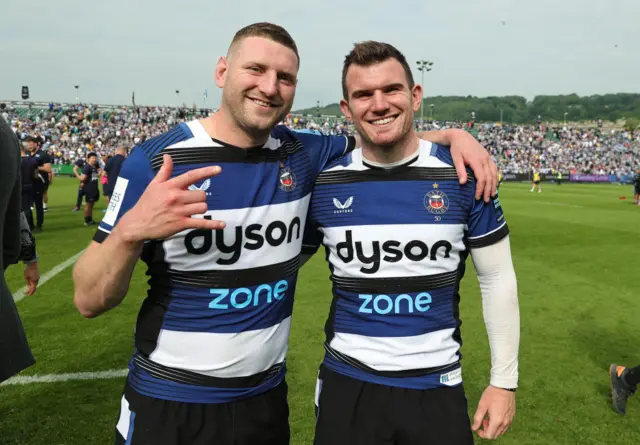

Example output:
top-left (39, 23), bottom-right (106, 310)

top-left (358, 292), bottom-right (432, 315)
top-left (184, 216), bottom-right (301, 265)
top-left (209, 280), bottom-right (289, 310)
top-left (335, 230), bottom-right (453, 274)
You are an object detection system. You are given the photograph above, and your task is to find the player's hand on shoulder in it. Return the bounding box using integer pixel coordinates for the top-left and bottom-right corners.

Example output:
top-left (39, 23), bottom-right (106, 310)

top-left (118, 154), bottom-right (225, 242)
top-left (448, 129), bottom-right (498, 203)
top-left (471, 385), bottom-right (516, 440)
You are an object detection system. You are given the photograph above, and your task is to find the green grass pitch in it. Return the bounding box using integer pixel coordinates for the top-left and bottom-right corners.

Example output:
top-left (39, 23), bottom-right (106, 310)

top-left (1, 177), bottom-right (639, 444)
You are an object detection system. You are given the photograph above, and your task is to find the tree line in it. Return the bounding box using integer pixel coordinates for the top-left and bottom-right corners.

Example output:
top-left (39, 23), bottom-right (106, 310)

top-left (293, 93), bottom-right (640, 124)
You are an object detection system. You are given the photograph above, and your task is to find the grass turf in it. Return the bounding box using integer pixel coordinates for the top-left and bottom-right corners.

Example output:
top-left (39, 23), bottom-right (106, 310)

top-left (1, 177), bottom-right (639, 444)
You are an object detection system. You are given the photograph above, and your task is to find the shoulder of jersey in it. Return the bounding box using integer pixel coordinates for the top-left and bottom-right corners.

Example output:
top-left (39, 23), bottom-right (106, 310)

top-left (131, 122), bottom-right (195, 159)
top-left (323, 150), bottom-right (356, 171)
top-left (424, 142), bottom-right (454, 167)
top-left (291, 128), bottom-right (326, 136)
top-left (270, 125), bottom-right (332, 153)
top-left (422, 141), bottom-right (476, 179)
top-left (272, 125), bottom-right (324, 139)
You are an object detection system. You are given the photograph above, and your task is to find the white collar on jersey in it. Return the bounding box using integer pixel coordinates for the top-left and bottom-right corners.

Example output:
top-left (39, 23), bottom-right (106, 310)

top-left (186, 120), bottom-right (284, 151)
top-left (362, 138), bottom-right (430, 169)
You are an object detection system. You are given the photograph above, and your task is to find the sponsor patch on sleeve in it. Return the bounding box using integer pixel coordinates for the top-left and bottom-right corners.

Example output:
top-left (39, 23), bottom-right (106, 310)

top-left (103, 178), bottom-right (129, 227)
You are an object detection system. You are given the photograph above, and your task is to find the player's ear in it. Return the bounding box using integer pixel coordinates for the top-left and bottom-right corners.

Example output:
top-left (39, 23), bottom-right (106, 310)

top-left (339, 99), bottom-right (352, 122)
top-left (215, 56), bottom-right (228, 88)
top-left (411, 84), bottom-right (423, 113)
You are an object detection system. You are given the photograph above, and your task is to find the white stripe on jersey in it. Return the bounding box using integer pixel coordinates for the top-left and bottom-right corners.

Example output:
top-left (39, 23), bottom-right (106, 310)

top-left (322, 224), bottom-right (466, 279)
top-left (329, 328), bottom-right (459, 371)
top-left (183, 121), bottom-right (290, 151)
top-left (149, 316), bottom-right (291, 378)
top-left (164, 195), bottom-right (310, 271)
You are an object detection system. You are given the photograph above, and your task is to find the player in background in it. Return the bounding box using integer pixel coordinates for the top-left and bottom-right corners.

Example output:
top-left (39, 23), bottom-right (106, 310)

top-left (79, 152), bottom-right (101, 226)
top-left (497, 170), bottom-right (503, 189)
top-left (43, 162), bottom-right (53, 213)
top-left (530, 169), bottom-right (542, 193)
top-left (633, 169), bottom-right (640, 205)
top-left (20, 144), bottom-right (39, 230)
top-left (73, 23), bottom-right (498, 445)
top-left (610, 363), bottom-right (640, 414)
top-left (103, 146), bottom-right (127, 208)
top-left (303, 41), bottom-right (519, 445)
top-left (26, 136), bottom-right (51, 232)
top-left (72, 155), bottom-right (86, 212)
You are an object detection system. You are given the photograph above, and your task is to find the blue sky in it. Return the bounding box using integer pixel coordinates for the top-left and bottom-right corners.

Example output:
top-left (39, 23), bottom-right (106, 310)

top-left (1, 0), bottom-right (638, 109)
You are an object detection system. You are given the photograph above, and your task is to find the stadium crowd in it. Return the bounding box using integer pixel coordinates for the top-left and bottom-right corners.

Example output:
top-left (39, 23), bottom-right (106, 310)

top-left (2, 102), bottom-right (639, 178)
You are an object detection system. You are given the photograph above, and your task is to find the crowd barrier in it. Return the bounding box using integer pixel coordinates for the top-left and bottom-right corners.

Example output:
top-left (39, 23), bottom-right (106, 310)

top-left (501, 173), bottom-right (626, 183)
top-left (52, 164), bottom-right (631, 184)
top-left (51, 165), bottom-right (75, 176)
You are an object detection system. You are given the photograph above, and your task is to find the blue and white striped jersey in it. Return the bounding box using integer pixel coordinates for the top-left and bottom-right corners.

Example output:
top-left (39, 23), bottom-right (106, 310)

top-left (303, 139), bottom-right (509, 390)
top-left (95, 120), bottom-right (354, 403)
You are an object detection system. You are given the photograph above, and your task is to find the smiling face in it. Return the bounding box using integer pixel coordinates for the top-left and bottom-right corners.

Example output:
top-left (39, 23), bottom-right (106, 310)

top-left (340, 58), bottom-right (422, 149)
top-left (216, 36), bottom-right (298, 141)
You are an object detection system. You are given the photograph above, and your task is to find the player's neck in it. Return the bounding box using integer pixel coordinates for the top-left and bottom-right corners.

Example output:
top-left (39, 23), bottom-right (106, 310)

top-left (361, 130), bottom-right (419, 165)
top-left (200, 109), bottom-right (269, 149)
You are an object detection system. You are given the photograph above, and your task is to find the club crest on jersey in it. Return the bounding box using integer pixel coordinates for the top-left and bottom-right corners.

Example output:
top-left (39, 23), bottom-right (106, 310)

top-left (424, 183), bottom-right (449, 214)
top-left (278, 162), bottom-right (296, 192)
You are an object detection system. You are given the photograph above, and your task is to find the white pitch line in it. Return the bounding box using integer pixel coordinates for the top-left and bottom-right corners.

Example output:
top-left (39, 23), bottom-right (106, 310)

top-left (1, 369), bottom-right (129, 386)
top-left (13, 249), bottom-right (85, 303)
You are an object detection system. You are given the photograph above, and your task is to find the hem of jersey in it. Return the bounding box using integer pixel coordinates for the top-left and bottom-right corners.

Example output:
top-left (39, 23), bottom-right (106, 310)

top-left (126, 359), bottom-right (286, 404)
top-left (467, 223), bottom-right (509, 249)
top-left (467, 221), bottom-right (507, 240)
top-left (321, 354), bottom-right (462, 391)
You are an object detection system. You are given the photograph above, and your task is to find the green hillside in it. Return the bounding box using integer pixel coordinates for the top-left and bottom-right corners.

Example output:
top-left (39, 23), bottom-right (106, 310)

top-left (293, 93), bottom-right (640, 124)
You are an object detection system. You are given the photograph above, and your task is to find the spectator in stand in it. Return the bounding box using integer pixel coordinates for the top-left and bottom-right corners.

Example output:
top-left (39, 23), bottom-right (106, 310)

top-left (4, 103), bottom-right (639, 179)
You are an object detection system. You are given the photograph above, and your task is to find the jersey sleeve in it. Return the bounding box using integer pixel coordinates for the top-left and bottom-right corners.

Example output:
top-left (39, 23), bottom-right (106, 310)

top-left (81, 164), bottom-right (92, 176)
top-left (292, 130), bottom-right (355, 177)
top-left (93, 149), bottom-right (155, 243)
top-left (466, 193), bottom-right (510, 249)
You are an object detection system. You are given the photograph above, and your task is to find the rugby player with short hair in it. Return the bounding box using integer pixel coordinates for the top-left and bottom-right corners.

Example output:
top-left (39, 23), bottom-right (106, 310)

top-left (21, 144), bottom-right (39, 230)
top-left (72, 155), bottom-right (86, 212)
top-left (79, 152), bottom-right (101, 226)
top-left (303, 41), bottom-right (519, 445)
top-left (73, 23), bottom-right (498, 445)
top-left (26, 136), bottom-right (51, 232)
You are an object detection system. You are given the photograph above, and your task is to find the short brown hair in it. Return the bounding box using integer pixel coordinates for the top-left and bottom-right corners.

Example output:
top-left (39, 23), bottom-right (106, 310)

top-left (341, 41), bottom-right (414, 99)
top-left (230, 22), bottom-right (299, 64)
